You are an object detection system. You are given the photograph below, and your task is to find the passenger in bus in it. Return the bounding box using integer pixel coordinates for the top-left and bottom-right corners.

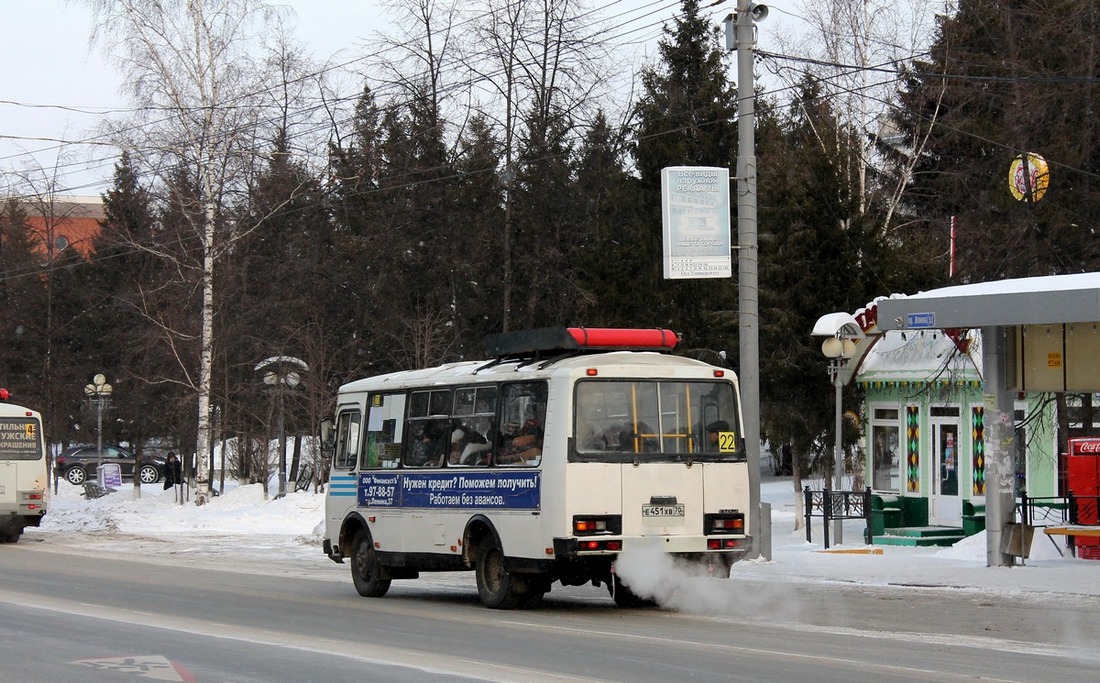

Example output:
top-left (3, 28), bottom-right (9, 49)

top-left (408, 422), bottom-right (446, 467)
top-left (448, 420), bottom-right (491, 466)
top-left (498, 418), bottom-right (543, 464)
top-left (623, 423), bottom-right (659, 453)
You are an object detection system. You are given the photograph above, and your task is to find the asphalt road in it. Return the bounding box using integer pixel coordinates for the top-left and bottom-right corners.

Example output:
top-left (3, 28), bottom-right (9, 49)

top-left (2, 537), bottom-right (1098, 682)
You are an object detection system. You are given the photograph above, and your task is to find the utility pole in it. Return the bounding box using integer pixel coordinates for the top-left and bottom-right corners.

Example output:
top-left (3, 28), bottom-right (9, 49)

top-left (734, 0), bottom-right (763, 558)
top-left (982, 326), bottom-right (1016, 567)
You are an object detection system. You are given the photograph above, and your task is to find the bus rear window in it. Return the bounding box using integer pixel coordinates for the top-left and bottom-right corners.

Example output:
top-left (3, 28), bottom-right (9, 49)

top-left (0, 417), bottom-right (43, 460)
top-left (573, 380), bottom-right (740, 460)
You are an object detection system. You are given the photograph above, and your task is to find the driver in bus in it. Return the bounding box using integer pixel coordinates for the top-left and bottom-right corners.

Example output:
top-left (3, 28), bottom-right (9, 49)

top-left (705, 420), bottom-right (729, 451)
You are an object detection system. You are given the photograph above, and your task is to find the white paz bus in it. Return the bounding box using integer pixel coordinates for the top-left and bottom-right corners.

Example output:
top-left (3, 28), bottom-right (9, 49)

top-left (0, 389), bottom-right (48, 542)
top-left (321, 328), bottom-right (750, 608)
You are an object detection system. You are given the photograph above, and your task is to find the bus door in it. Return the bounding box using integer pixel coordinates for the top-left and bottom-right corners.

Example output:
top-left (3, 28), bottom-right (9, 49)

top-left (363, 392), bottom-right (408, 550)
top-left (326, 406), bottom-right (364, 533)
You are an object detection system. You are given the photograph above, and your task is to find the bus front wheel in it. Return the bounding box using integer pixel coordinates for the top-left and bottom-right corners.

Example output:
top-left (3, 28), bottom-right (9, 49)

top-left (475, 536), bottom-right (521, 609)
top-left (351, 529), bottom-right (391, 598)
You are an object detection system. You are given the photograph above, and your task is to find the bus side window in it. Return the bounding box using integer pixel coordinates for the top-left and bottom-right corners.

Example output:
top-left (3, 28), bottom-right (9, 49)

top-left (497, 382), bottom-right (546, 466)
top-left (407, 419), bottom-right (451, 467)
top-left (333, 410), bottom-right (362, 470)
top-left (404, 390), bottom-right (451, 468)
top-left (364, 394), bottom-right (405, 469)
top-left (449, 386), bottom-right (497, 466)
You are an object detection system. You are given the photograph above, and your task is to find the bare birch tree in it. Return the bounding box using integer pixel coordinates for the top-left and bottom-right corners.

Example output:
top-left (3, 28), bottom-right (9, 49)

top-left (770, 0), bottom-right (947, 219)
top-left (84, 0), bottom-right (288, 503)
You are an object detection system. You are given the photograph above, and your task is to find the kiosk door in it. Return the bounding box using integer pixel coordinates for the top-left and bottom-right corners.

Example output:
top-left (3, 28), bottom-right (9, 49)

top-left (930, 409), bottom-right (962, 524)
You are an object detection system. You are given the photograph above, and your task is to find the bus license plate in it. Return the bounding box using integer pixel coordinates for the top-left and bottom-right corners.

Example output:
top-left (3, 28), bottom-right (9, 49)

top-left (642, 504), bottom-right (685, 518)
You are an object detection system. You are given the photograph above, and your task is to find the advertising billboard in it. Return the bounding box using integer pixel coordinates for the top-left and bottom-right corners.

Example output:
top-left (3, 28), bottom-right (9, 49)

top-left (661, 166), bottom-right (732, 279)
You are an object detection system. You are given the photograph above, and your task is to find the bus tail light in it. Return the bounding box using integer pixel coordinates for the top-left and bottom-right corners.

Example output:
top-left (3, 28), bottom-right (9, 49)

top-left (578, 539), bottom-right (622, 552)
top-left (704, 512), bottom-right (745, 535)
top-left (573, 514), bottom-right (621, 535)
top-left (707, 538), bottom-right (744, 550)
top-left (18, 490), bottom-right (45, 512)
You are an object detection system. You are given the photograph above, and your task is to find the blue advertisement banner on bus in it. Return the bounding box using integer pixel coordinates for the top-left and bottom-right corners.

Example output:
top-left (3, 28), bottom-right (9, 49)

top-left (358, 471), bottom-right (541, 510)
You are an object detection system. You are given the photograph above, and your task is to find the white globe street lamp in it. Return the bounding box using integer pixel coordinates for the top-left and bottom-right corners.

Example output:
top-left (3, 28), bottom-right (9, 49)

top-left (812, 313), bottom-right (866, 546)
top-left (83, 373), bottom-right (113, 486)
top-left (255, 357), bottom-right (308, 498)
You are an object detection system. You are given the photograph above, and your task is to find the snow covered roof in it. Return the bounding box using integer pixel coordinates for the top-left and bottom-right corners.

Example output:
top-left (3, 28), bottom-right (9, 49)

top-left (878, 272), bottom-right (1100, 329)
top-left (856, 329), bottom-right (982, 384)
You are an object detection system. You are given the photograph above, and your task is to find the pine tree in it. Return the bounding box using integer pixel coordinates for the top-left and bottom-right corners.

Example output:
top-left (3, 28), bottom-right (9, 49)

top-left (449, 114), bottom-right (506, 353)
top-left (508, 103), bottom-right (578, 330)
top-left (886, 0), bottom-right (1100, 282)
top-left (91, 152), bottom-right (173, 455)
top-left (0, 200), bottom-right (48, 406)
top-left (573, 111), bottom-right (649, 326)
top-left (629, 0), bottom-right (740, 352)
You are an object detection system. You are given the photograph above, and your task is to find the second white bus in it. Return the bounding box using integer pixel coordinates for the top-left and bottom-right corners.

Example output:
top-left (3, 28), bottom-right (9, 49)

top-left (321, 327), bottom-right (750, 608)
top-left (0, 390), bottom-right (48, 543)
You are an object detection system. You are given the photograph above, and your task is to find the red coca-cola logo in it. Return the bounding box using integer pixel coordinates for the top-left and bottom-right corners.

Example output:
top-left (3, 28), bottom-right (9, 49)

top-left (1070, 439), bottom-right (1100, 454)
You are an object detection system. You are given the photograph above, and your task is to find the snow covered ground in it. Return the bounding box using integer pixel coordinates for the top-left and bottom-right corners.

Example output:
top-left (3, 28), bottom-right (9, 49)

top-left (25, 476), bottom-right (1099, 603)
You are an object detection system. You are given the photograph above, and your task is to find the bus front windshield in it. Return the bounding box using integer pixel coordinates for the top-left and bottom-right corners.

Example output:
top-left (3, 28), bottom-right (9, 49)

top-left (573, 379), bottom-right (742, 461)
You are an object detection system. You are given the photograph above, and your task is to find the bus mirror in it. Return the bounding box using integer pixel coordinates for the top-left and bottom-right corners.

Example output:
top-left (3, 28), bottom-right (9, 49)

top-left (318, 418), bottom-right (335, 453)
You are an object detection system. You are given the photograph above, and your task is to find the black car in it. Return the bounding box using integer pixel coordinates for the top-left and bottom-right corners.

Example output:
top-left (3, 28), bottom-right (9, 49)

top-left (55, 444), bottom-right (167, 486)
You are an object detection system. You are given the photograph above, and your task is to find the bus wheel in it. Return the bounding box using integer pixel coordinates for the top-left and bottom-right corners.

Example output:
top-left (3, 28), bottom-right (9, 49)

top-left (475, 536), bottom-right (520, 609)
top-left (351, 529), bottom-right (391, 598)
top-left (611, 575), bottom-right (655, 608)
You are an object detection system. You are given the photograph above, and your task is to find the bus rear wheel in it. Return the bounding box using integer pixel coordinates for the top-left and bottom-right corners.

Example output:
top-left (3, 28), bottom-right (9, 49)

top-left (611, 575), bottom-right (655, 608)
top-left (475, 536), bottom-right (521, 609)
top-left (351, 529), bottom-right (391, 598)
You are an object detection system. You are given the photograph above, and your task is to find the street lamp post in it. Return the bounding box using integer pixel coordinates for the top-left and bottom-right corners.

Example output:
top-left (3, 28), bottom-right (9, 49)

top-left (812, 312), bottom-right (866, 546)
top-left (255, 356), bottom-right (307, 498)
top-left (83, 373), bottom-right (113, 486)
top-left (822, 337), bottom-right (856, 544)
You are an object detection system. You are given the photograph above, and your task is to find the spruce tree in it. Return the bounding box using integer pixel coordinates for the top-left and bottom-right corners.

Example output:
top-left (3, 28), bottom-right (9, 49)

top-left (629, 0), bottom-right (739, 352)
top-left (886, 0), bottom-right (1100, 282)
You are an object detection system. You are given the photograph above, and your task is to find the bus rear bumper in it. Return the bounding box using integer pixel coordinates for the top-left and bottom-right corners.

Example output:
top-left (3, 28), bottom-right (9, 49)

top-left (553, 535), bottom-right (750, 557)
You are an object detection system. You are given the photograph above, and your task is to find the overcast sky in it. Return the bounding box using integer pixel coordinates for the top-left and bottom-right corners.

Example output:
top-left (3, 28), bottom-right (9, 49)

top-left (0, 0), bottom-right (803, 198)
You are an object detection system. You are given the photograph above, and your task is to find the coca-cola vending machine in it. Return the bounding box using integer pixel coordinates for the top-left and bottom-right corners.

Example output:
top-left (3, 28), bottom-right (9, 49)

top-left (1066, 437), bottom-right (1100, 558)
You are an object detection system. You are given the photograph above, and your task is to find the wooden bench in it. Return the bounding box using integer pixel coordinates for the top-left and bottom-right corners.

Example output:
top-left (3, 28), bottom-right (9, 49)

top-left (82, 482), bottom-right (116, 499)
top-left (1042, 525), bottom-right (1100, 557)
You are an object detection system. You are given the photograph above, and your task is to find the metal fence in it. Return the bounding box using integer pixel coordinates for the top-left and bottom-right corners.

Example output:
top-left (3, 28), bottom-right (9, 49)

top-left (1019, 491), bottom-right (1100, 526)
top-left (803, 486), bottom-right (873, 550)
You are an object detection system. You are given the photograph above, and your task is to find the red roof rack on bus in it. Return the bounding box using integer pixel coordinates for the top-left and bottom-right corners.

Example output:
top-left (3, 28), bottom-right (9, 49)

top-left (484, 327), bottom-right (679, 359)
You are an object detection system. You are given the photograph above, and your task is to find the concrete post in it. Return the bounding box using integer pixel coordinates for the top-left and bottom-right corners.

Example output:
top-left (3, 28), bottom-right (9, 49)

top-left (981, 325), bottom-right (1017, 567)
top-left (735, 0), bottom-right (762, 559)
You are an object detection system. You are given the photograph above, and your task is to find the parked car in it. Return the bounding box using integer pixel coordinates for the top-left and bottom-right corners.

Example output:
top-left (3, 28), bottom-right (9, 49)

top-left (55, 444), bottom-right (167, 486)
